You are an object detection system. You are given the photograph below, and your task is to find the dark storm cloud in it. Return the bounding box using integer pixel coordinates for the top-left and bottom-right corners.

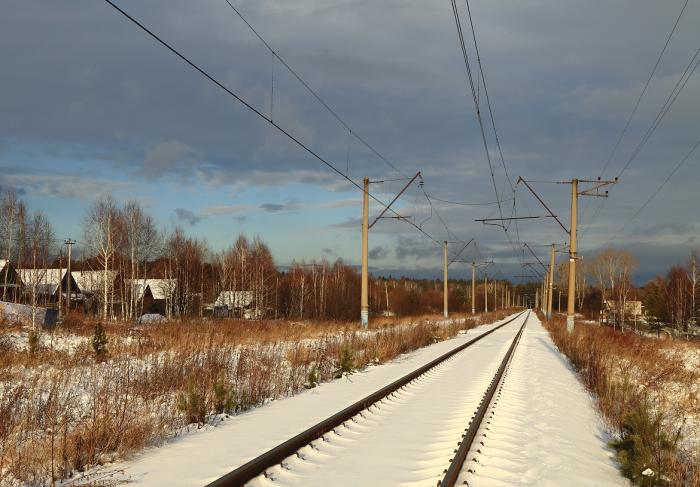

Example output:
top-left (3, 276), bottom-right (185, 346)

top-left (2, 0), bottom-right (699, 280)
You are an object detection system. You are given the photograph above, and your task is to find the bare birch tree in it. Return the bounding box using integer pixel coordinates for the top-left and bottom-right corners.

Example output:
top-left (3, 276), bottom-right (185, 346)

top-left (83, 196), bottom-right (122, 320)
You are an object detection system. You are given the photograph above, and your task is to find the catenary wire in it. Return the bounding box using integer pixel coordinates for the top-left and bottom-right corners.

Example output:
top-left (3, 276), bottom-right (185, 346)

top-left (101, 0), bottom-right (444, 246)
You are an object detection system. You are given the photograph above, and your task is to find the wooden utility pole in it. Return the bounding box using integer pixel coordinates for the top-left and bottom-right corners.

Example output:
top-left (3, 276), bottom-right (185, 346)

top-left (361, 177), bottom-right (369, 328)
top-left (64, 239), bottom-right (75, 316)
top-left (547, 243), bottom-right (555, 320)
top-left (443, 241), bottom-right (448, 318)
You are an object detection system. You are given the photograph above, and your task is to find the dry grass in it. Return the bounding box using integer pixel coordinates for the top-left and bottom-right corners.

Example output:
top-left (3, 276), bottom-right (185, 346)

top-left (543, 313), bottom-right (700, 485)
top-left (0, 309), bottom-right (515, 486)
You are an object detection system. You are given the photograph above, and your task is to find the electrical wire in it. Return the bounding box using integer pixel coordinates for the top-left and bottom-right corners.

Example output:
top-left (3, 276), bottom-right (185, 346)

top-left (606, 135), bottom-right (700, 244)
top-left (222, 0), bottom-right (410, 179)
top-left (101, 0), bottom-right (444, 246)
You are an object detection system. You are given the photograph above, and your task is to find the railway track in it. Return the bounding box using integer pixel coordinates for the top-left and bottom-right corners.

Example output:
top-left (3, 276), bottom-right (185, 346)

top-left (207, 310), bottom-right (530, 487)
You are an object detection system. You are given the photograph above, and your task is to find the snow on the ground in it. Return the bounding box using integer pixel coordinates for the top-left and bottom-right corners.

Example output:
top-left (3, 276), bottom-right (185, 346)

top-left (249, 315), bottom-right (523, 487)
top-left (81, 314), bottom-right (519, 486)
top-left (82, 313), bottom-right (626, 486)
top-left (459, 313), bottom-right (626, 486)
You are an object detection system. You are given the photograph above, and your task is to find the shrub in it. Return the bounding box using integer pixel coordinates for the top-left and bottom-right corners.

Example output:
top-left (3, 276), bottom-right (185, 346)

top-left (177, 377), bottom-right (206, 425)
top-left (304, 364), bottom-right (319, 389)
top-left (334, 344), bottom-right (355, 378)
top-left (212, 373), bottom-right (236, 415)
top-left (610, 400), bottom-right (680, 486)
top-left (91, 323), bottom-right (108, 358)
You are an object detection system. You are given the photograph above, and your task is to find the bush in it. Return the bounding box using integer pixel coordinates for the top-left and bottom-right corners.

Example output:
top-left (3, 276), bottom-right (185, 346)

top-left (177, 377), bottom-right (206, 425)
top-left (334, 344), bottom-right (355, 378)
top-left (91, 323), bottom-right (108, 358)
top-left (212, 373), bottom-right (236, 415)
top-left (610, 401), bottom-right (680, 486)
top-left (304, 364), bottom-right (319, 389)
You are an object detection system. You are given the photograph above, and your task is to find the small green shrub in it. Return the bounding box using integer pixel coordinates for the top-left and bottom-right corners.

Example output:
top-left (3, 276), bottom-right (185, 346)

top-left (212, 373), bottom-right (236, 414)
top-left (334, 345), bottom-right (355, 378)
top-left (177, 378), bottom-right (207, 425)
top-left (610, 400), bottom-right (680, 486)
top-left (304, 365), bottom-right (319, 389)
top-left (91, 323), bottom-right (108, 358)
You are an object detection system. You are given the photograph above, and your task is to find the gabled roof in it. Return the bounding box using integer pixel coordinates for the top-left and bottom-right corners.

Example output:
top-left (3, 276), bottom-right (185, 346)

top-left (127, 278), bottom-right (177, 300)
top-left (72, 270), bottom-right (118, 294)
top-left (215, 290), bottom-right (253, 308)
top-left (17, 268), bottom-right (68, 296)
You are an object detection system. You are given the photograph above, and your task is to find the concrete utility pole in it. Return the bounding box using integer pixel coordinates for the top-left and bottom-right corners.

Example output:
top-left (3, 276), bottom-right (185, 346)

top-left (493, 280), bottom-right (497, 312)
top-left (471, 263), bottom-right (476, 315)
top-left (517, 176), bottom-right (616, 332)
top-left (360, 171), bottom-right (422, 328)
top-left (484, 274), bottom-right (488, 313)
top-left (64, 239), bottom-right (75, 316)
top-left (547, 243), bottom-right (555, 320)
top-left (566, 179), bottom-right (578, 332)
top-left (443, 241), bottom-right (448, 318)
top-left (361, 177), bottom-right (369, 328)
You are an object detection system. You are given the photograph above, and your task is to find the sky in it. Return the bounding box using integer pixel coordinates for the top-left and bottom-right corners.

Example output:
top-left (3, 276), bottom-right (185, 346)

top-left (1, 0), bottom-right (699, 284)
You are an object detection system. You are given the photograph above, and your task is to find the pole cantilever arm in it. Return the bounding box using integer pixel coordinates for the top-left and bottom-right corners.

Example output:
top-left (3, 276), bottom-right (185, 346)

top-left (448, 238), bottom-right (475, 267)
top-left (516, 177), bottom-right (570, 234)
top-left (369, 171), bottom-right (422, 229)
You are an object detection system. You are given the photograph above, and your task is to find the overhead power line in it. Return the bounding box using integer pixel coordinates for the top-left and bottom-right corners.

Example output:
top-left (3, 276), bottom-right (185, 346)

top-left (101, 0), bottom-right (444, 246)
top-left (580, 0), bottom-right (694, 241)
top-left (222, 0), bottom-right (409, 179)
top-left (427, 195), bottom-right (514, 207)
top-left (607, 135), bottom-right (700, 243)
top-left (449, 0), bottom-right (524, 273)
top-left (599, 0), bottom-right (690, 178)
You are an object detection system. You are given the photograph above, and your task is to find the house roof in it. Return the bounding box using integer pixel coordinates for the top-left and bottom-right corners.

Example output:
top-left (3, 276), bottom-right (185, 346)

top-left (72, 270), bottom-right (118, 294)
top-left (17, 268), bottom-right (67, 296)
top-left (127, 278), bottom-right (177, 300)
top-left (215, 290), bottom-right (253, 308)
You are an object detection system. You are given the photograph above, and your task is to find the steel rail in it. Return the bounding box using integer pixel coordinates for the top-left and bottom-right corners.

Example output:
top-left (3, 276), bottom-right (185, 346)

top-left (206, 310), bottom-right (528, 487)
top-left (439, 310), bottom-right (530, 487)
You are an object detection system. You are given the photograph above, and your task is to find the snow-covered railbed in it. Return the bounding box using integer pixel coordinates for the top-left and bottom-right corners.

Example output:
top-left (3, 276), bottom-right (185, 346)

top-left (457, 313), bottom-right (626, 486)
top-left (247, 314), bottom-right (526, 487)
top-left (88, 314), bottom-right (519, 486)
top-left (94, 313), bottom-right (626, 486)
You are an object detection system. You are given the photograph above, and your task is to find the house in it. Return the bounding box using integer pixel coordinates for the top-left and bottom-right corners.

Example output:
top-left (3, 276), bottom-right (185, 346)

top-left (72, 270), bottom-right (119, 315)
top-left (603, 299), bottom-right (643, 316)
top-left (17, 268), bottom-right (76, 303)
top-left (0, 260), bottom-right (23, 301)
top-left (128, 278), bottom-right (177, 315)
top-left (213, 290), bottom-right (258, 318)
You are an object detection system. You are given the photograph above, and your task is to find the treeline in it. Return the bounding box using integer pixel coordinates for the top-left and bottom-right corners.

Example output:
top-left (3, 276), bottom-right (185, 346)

top-left (546, 247), bottom-right (698, 332)
top-left (0, 190), bottom-right (513, 322)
